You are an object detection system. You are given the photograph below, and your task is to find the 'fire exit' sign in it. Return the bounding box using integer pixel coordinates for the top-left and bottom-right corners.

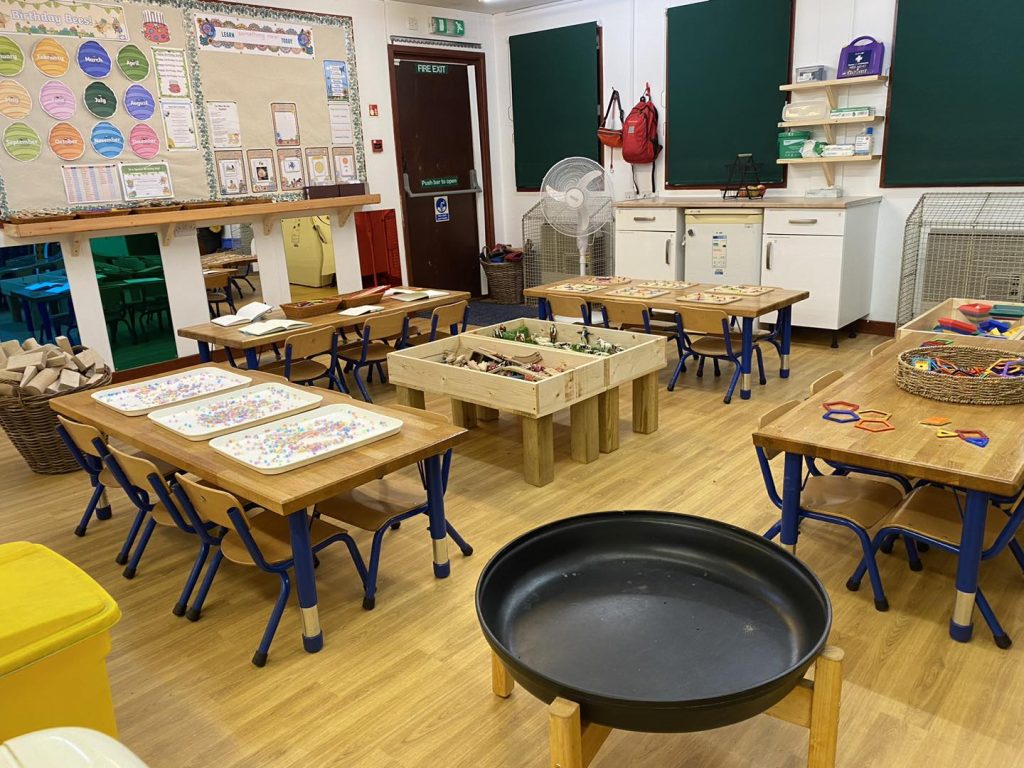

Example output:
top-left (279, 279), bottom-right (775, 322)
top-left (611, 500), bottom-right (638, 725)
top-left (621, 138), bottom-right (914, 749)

top-left (431, 17), bottom-right (465, 37)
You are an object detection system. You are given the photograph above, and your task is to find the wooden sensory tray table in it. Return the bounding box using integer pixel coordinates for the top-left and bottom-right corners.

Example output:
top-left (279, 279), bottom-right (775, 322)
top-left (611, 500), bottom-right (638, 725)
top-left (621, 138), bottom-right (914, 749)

top-left (898, 297), bottom-right (1024, 340)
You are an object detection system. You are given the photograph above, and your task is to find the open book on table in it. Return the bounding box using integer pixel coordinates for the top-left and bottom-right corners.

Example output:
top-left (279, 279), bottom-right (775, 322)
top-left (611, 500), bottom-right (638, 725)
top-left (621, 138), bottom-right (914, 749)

top-left (387, 289), bottom-right (450, 302)
top-left (338, 305), bottom-right (386, 317)
top-left (211, 302), bottom-right (274, 327)
top-left (239, 319), bottom-right (311, 336)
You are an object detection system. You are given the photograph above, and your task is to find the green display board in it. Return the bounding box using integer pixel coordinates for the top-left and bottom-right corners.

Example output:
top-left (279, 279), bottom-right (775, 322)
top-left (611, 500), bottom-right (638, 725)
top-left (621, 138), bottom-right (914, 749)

top-left (509, 23), bottom-right (600, 190)
top-left (665, 0), bottom-right (792, 187)
top-left (884, 0), bottom-right (1024, 186)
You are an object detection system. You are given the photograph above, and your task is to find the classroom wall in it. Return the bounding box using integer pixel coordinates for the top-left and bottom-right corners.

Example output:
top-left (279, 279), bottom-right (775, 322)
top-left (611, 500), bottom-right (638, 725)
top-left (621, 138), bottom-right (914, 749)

top-left (487, 0), bottom-right (1024, 324)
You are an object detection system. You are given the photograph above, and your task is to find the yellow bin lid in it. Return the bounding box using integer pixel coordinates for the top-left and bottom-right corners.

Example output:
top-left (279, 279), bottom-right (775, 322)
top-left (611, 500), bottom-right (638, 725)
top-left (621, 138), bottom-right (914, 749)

top-left (0, 543), bottom-right (120, 676)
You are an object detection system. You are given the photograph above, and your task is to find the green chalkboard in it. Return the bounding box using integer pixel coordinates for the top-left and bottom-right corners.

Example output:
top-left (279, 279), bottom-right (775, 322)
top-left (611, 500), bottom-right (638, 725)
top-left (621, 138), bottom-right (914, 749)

top-left (884, 0), bottom-right (1024, 186)
top-left (665, 0), bottom-right (792, 187)
top-left (509, 23), bottom-right (600, 190)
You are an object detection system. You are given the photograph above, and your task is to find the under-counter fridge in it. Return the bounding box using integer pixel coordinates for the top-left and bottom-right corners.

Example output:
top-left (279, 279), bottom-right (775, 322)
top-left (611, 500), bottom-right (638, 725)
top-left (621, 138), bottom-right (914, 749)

top-left (613, 208), bottom-right (684, 280)
top-left (683, 210), bottom-right (763, 284)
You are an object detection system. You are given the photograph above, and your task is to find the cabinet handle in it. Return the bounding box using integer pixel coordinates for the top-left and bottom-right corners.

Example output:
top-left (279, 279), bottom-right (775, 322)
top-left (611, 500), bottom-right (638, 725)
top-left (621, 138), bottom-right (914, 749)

top-left (788, 218), bottom-right (818, 225)
top-left (633, 216), bottom-right (657, 222)
top-left (665, 238), bottom-right (671, 265)
top-left (765, 241), bottom-right (773, 271)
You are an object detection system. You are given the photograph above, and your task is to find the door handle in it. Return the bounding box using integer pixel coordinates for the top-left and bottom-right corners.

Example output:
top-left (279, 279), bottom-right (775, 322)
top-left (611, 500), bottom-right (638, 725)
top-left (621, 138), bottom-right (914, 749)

top-left (403, 170), bottom-right (482, 198)
top-left (633, 216), bottom-right (657, 222)
top-left (787, 218), bottom-right (818, 225)
top-left (765, 241), bottom-right (773, 270)
top-left (665, 238), bottom-right (671, 265)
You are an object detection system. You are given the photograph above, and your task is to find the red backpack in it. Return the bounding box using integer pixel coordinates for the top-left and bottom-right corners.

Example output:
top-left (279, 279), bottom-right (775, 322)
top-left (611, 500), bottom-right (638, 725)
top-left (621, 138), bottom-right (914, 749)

top-left (621, 83), bottom-right (661, 193)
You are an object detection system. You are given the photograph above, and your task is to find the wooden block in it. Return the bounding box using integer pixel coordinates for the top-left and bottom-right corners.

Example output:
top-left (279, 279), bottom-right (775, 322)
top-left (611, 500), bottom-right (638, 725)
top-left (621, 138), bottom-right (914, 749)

top-left (0, 370), bottom-right (20, 382)
top-left (632, 371), bottom-right (659, 434)
top-left (55, 336), bottom-right (74, 355)
top-left (570, 396), bottom-right (599, 464)
top-left (60, 369), bottom-right (82, 389)
top-left (46, 381), bottom-right (62, 394)
top-left (19, 365), bottom-right (38, 389)
top-left (598, 388), bottom-right (620, 453)
top-left (6, 351), bottom-right (46, 372)
top-left (21, 337), bottom-right (41, 351)
top-left (45, 351), bottom-right (68, 368)
top-left (73, 348), bottom-right (101, 371)
top-left (522, 415), bottom-right (554, 487)
top-left (0, 383), bottom-right (13, 396)
top-left (0, 346), bottom-right (6, 368)
top-left (0, 339), bottom-right (23, 357)
top-left (87, 373), bottom-right (105, 385)
top-left (25, 367), bottom-right (59, 394)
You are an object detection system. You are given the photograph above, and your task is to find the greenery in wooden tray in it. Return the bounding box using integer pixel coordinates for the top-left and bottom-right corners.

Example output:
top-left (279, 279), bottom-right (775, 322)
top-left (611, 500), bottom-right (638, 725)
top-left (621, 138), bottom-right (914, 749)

top-left (492, 324), bottom-right (623, 356)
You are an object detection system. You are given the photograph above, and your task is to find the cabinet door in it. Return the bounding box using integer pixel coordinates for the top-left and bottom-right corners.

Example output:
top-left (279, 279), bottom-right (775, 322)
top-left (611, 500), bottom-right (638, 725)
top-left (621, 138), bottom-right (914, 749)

top-left (615, 230), bottom-right (681, 280)
top-left (762, 235), bottom-right (843, 329)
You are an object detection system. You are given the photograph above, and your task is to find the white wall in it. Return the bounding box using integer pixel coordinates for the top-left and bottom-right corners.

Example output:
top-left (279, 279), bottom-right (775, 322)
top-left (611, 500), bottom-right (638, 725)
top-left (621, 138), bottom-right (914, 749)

top-left (487, 0), bottom-right (1024, 323)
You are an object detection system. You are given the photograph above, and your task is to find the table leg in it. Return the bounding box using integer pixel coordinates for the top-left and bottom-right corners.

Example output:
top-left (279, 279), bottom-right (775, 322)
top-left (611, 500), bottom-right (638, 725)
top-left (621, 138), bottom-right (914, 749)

top-left (950, 489), bottom-right (989, 642)
top-left (570, 395), bottom-right (599, 464)
top-left (477, 405), bottom-right (499, 422)
top-left (244, 348), bottom-right (260, 370)
top-left (780, 452), bottom-right (803, 555)
top-left (537, 297), bottom-right (548, 320)
top-left (38, 302), bottom-right (54, 342)
top-left (491, 651), bottom-right (515, 698)
top-left (740, 316), bottom-right (754, 400)
top-left (522, 415), bottom-right (554, 487)
top-left (631, 372), bottom-right (659, 434)
top-left (22, 300), bottom-right (35, 336)
top-left (197, 341), bottom-right (212, 363)
top-left (451, 398), bottom-right (478, 429)
top-left (395, 385), bottom-right (426, 409)
top-left (287, 510), bottom-right (322, 653)
top-left (779, 306), bottom-right (793, 379)
top-left (424, 453), bottom-right (450, 578)
top-left (597, 389), bottom-right (619, 453)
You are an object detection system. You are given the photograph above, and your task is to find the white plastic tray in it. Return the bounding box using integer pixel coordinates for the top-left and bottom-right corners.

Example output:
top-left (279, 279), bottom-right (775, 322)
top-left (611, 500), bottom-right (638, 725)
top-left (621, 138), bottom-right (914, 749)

top-left (91, 368), bottom-right (252, 416)
top-left (208, 403), bottom-right (404, 474)
top-left (147, 383), bottom-right (323, 440)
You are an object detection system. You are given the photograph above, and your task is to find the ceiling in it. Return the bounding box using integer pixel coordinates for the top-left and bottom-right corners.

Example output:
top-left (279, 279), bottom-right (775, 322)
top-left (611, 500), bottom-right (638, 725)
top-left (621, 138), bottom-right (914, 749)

top-left (401, 0), bottom-right (577, 14)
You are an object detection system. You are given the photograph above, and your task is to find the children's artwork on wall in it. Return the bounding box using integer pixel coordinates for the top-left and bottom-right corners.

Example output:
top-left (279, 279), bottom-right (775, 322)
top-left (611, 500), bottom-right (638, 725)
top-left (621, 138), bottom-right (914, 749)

top-left (277, 148), bottom-right (303, 190)
top-left (214, 149), bottom-right (246, 195)
top-left (271, 101), bottom-right (299, 146)
top-left (247, 148), bottom-right (277, 193)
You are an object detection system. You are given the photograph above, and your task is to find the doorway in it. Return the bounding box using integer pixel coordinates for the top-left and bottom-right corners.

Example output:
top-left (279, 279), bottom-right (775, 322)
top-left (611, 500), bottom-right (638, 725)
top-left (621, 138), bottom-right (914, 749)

top-left (389, 46), bottom-right (494, 296)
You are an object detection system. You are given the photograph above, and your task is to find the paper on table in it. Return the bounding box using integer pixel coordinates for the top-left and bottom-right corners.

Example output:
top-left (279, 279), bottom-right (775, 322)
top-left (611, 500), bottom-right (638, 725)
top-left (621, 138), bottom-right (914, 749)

top-left (339, 305), bottom-right (385, 316)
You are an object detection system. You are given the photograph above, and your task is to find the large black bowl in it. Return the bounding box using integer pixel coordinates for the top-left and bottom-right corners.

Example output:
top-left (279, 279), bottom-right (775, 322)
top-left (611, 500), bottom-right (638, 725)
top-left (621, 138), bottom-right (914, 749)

top-left (476, 511), bottom-right (831, 733)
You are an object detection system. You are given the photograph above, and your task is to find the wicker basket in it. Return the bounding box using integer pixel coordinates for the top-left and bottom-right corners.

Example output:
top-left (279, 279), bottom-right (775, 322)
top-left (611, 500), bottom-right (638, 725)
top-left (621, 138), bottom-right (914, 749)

top-left (337, 289), bottom-right (385, 310)
top-left (894, 345), bottom-right (1024, 405)
top-left (0, 368), bottom-right (112, 474)
top-left (280, 298), bottom-right (342, 318)
top-left (482, 260), bottom-right (524, 305)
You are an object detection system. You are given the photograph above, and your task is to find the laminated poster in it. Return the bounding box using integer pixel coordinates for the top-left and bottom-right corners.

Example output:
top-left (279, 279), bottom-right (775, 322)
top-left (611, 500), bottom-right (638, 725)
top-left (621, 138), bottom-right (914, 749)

top-left (120, 161), bottom-right (173, 200)
top-left (123, 84), bottom-right (155, 120)
top-left (247, 148), bottom-right (277, 193)
top-left (0, 79), bottom-right (31, 119)
top-left (207, 101), bottom-right (241, 148)
top-left (277, 148), bottom-right (304, 191)
top-left (116, 44), bottom-right (149, 82)
top-left (323, 59), bottom-right (349, 102)
top-left (40, 80), bottom-right (76, 119)
top-left (0, 36), bottom-right (24, 76)
top-left (331, 146), bottom-right (356, 182)
top-left (83, 80), bottom-right (117, 118)
top-left (1, 0), bottom-right (129, 42)
top-left (214, 149), bottom-right (247, 195)
top-left (153, 48), bottom-right (190, 99)
top-left (62, 164), bottom-right (122, 205)
top-left (32, 38), bottom-right (70, 77)
top-left (3, 122), bottom-right (41, 162)
top-left (90, 120), bottom-right (124, 159)
top-left (195, 14), bottom-right (314, 59)
top-left (48, 122), bottom-right (85, 160)
top-left (271, 102), bottom-right (299, 146)
top-left (304, 146), bottom-right (331, 185)
top-left (77, 40), bottom-right (111, 78)
top-left (328, 102), bottom-right (353, 145)
top-left (160, 99), bottom-right (197, 150)
top-left (128, 123), bottom-right (159, 159)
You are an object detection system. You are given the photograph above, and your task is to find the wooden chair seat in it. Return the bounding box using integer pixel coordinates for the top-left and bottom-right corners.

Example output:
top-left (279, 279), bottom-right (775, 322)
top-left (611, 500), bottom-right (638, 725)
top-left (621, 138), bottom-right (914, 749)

top-left (887, 485), bottom-right (1006, 549)
top-left (689, 333), bottom-right (746, 357)
top-left (98, 450), bottom-right (176, 487)
top-left (338, 340), bottom-right (392, 362)
top-left (220, 512), bottom-right (350, 567)
top-left (260, 358), bottom-right (329, 382)
top-left (315, 475), bottom-right (426, 532)
top-left (408, 317), bottom-right (433, 336)
top-left (802, 475), bottom-right (905, 529)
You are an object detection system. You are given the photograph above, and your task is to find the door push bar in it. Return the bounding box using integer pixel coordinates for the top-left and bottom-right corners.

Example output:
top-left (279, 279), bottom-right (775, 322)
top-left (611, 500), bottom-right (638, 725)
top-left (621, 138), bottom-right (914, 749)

top-left (403, 170), bottom-right (482, 198)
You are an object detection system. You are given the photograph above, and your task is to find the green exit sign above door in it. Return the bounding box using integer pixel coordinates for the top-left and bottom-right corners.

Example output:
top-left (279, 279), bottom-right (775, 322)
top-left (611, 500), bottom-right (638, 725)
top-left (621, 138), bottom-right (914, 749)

top-left (431, 17), bottom-right (465, 37)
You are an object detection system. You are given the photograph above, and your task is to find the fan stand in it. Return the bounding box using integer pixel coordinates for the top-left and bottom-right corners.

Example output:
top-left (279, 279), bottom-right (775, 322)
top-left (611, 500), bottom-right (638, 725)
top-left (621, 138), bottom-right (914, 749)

top-left (490, 646), bottom-right (844, 768)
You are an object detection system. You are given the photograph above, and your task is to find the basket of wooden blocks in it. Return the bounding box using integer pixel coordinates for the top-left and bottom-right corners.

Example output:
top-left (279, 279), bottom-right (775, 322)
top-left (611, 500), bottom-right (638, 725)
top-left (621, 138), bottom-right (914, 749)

top-left (0, 336), bottom-right (111, 474)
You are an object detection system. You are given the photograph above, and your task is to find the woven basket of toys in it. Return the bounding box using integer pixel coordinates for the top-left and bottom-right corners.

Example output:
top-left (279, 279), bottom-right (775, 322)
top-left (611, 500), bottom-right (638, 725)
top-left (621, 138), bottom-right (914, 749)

top-left (895, 346), bottom-right (1024, 405)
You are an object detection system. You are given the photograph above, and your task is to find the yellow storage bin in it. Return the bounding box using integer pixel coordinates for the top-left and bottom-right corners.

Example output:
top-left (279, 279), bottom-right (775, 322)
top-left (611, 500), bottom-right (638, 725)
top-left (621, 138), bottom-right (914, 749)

top-left (0, 543), bottom-right (121, 741)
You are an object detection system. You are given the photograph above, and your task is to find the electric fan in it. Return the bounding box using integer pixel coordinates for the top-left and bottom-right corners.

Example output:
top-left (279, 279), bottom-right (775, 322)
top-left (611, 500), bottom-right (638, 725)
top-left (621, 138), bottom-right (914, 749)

top-left (540, 157), bottom-right (615, 276)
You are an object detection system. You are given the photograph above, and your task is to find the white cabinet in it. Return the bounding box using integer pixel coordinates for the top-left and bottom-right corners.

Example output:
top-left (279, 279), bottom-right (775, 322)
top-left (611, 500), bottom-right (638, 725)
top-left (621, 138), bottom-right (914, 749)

top-left (614, 208), bottom-right (683, 280)
top-left (762, 204), bottom-right (878, 334)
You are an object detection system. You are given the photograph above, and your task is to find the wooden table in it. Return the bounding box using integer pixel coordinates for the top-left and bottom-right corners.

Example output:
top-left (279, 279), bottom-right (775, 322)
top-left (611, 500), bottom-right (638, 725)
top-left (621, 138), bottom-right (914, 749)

top-left (752, 335), bottom-right (1024, 643)
top-left (51, 363), bottom-right (466, 655)
top-left (201, 253), bottom-right (258, 269)
top-left (178, 288), bottom-right (471, 369)
top-left (523, 280), bottom-right (809, 400)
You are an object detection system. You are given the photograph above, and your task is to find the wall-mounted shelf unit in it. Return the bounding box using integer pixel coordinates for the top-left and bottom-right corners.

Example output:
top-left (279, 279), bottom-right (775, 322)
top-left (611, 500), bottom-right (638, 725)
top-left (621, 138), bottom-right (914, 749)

top-left (776, 155), bottom-right (879, 186)
top-left (777, 115), bottom-right (884, 143)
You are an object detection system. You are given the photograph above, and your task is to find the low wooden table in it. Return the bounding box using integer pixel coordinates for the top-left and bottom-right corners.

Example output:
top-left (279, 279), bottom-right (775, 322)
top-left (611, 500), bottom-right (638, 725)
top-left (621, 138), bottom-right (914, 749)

top-left (50, 363), bottom-right (466, 656)
top-left (201, 253), bottom-right (258, 269)
top-left (752, 335), bottom-right (1024, 643)
top-left (898, 297), bottom-right (1024, 340)
top-left (177, 287), bottom-right (471, 368)
top-left (523, 279), bottom-right (809, 401)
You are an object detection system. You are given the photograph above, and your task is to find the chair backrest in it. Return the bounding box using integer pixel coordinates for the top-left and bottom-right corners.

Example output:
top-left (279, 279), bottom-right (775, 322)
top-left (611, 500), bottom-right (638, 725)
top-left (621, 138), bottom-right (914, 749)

top-left (431, 300), bottom-right (468, 337)
top-left (204, 272), bottom-right (229, 291)
top-left (56, 414), bottom-right (105, 458)
top-left (546, 295), bottom-right (589, 323)
top-left (757, 399), bottom-right (800, 460)
top-left (364, 310), bottom-right (410, 342)
top-left (174, 472), bottom-right (243, 532)
top-left (808, 370), bottom-right (844, 397)
top-left (105, 444), bottom-right (165, 494)
top-left (285, 325), bottom-right (335, 361)
top-left (677, 306), bottom-right (729, 336)
top-left (600, 299), bottom-right (649, 329)
top-left (870, 338), bottom-right (897, 357)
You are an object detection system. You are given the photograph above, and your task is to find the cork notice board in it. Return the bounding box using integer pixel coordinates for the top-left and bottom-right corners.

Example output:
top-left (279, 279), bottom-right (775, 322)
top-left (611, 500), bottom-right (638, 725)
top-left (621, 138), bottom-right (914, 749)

top-left (0, 0), bottom-right (366, 218)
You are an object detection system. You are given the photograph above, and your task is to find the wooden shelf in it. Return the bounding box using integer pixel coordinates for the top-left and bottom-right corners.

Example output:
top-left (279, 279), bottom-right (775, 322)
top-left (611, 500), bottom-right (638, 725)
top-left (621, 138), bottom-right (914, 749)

top-left (1, 194), bottom-right (381, 250)
top-left (779, 75), bottom-right (887, 92)
top-left (778, 115), bottom-right (882, 129)
top-left (776, 155), bottom-right (880, 186)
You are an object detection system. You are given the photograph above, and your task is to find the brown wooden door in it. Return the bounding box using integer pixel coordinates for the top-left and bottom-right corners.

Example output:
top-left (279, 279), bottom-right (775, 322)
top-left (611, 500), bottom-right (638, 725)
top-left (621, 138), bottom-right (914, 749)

top-left (394, 59), bottom-right (481, 295)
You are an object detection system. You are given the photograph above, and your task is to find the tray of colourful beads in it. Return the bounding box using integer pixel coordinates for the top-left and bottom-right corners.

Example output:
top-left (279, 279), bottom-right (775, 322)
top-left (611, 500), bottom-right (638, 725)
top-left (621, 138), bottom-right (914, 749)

top-left (92, 367), bottom-right (252, 416)
top-left (208, 403), bottom-right (404, 474)
top-left (147, 383), bottom-right (323, 440)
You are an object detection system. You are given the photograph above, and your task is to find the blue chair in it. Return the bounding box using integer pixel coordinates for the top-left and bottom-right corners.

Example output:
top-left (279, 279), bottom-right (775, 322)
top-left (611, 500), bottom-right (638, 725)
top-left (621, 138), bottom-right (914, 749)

top-left (849, 486), bottom-right (1024, 648)
top-left (541, 294), bottom-right (592, 325)
top-left (408, 300), bottom-right (469, 344)
top-left (670, 306), bottom-right (764, 403)
top-left (55, 416), bottom-right (114, 537)
top-left (756, 400), bottom-right (907, 611)
top-left (338, 311), bottom-right (411, 402)
top-left (260, 326), bottom-right (347, 392)
top-left (172, 473), bottom-right (368, 667)
top-left (314, 449), bottom-right (472, 610)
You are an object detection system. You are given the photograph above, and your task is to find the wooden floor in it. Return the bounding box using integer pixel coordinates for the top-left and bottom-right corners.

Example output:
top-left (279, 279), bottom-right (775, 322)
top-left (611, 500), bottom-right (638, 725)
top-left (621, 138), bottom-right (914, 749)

top-left (3, 329), bottom-right (1023, 767)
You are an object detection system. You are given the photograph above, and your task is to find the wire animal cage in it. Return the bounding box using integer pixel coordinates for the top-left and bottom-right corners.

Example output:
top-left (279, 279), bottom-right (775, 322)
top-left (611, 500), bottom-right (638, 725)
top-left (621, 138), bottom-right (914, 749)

top-left (521, 199), bottom-right (615, 303)
top-left (898, 193), bottom-right (1024, 325)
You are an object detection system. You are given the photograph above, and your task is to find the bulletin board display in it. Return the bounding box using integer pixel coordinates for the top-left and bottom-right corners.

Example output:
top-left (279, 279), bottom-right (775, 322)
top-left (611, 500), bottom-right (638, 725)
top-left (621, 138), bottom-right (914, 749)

top-left (0, 0), bottom-right (366, 219)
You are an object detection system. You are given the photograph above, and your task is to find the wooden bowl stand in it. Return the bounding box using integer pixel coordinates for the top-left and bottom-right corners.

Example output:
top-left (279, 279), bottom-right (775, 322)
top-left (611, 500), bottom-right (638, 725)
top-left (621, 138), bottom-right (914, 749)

top-left (490, 646), bottom-right (844, 768)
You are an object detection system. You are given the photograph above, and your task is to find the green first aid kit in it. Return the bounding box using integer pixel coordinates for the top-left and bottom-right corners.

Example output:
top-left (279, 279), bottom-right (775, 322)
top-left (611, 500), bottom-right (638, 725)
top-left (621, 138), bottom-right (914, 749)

top-left (778, 131), bottom-right (811, 159)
